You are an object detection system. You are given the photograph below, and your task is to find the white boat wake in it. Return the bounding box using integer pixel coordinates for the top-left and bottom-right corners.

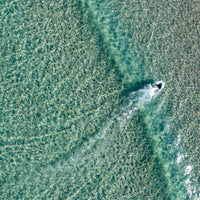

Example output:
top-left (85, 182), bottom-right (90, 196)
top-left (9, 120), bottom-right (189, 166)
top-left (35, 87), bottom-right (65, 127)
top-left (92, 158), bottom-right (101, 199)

top-left (48, 81), bottom-right (165, 171)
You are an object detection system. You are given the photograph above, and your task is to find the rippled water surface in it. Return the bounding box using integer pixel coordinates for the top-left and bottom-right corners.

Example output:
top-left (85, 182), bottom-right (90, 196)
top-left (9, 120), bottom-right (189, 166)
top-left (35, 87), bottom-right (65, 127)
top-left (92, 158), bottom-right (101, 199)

top-left (1, 0), bottom-right (199, 199)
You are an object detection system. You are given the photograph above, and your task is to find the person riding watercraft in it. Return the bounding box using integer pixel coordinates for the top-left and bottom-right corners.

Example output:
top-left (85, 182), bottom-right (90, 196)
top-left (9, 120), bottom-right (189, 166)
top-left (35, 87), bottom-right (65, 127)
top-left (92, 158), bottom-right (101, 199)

top-left (155, 83), bottom-right (162, 89)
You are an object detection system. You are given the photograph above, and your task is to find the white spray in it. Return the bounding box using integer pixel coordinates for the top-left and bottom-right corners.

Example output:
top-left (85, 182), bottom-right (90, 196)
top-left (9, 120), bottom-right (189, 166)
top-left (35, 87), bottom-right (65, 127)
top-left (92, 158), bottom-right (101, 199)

top-left (48, 81), bottom-right (165, 171)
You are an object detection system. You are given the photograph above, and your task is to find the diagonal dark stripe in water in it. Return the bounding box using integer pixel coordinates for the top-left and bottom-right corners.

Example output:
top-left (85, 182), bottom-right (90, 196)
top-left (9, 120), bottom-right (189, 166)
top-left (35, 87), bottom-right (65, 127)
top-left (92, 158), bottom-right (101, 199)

top-left (82, 1), bottom-right (197, 199)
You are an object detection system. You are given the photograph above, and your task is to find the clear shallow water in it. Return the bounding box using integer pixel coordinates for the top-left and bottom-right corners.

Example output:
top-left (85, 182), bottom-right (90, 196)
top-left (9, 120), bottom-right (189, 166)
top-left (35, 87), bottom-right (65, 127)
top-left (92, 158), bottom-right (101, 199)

top-left (1, 0), bottom-right (199, 199)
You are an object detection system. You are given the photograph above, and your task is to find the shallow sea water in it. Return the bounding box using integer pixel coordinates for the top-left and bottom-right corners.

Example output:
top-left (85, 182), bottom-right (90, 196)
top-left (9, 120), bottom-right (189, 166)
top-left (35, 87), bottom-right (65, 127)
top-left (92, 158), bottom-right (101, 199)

top-left (1, 0), bottom-right (199, 199)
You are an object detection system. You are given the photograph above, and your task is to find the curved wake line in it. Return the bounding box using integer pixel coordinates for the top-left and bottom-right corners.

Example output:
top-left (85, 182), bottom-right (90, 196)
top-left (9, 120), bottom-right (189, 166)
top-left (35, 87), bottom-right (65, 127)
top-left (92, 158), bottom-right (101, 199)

top-left (20, 81), bottom-right (165, 189)
top-left (63, 81), bottom-right (165, 167)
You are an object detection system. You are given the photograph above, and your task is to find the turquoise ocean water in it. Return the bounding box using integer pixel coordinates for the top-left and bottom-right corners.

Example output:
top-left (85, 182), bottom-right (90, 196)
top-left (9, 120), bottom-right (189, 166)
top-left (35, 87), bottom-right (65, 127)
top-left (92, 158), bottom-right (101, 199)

top-left (1, 0), bottom-right (199, 199)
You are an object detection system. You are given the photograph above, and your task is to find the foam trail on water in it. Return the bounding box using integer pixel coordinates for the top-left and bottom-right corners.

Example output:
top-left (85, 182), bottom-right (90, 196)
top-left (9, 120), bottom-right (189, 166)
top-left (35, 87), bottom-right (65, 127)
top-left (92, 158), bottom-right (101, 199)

top-left (70, 81), bottom-right (165, 162)
top-left (45, 81), bottom-right (165, 172)
top-left (175, 134), bottom-right (200, 200)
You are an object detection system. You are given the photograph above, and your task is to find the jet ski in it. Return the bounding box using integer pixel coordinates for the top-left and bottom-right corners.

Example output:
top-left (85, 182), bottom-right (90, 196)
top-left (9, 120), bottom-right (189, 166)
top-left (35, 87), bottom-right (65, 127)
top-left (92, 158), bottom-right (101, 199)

top-left (156, 83), bottom-right (162, 89)
top-left (154, 81), bottom-right (165, 90)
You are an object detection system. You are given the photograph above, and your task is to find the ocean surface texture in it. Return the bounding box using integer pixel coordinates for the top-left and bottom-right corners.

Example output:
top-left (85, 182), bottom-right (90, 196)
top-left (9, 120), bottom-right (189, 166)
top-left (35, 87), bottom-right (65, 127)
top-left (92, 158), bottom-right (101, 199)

top-left (1, 0), bottom-right (199, 199)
